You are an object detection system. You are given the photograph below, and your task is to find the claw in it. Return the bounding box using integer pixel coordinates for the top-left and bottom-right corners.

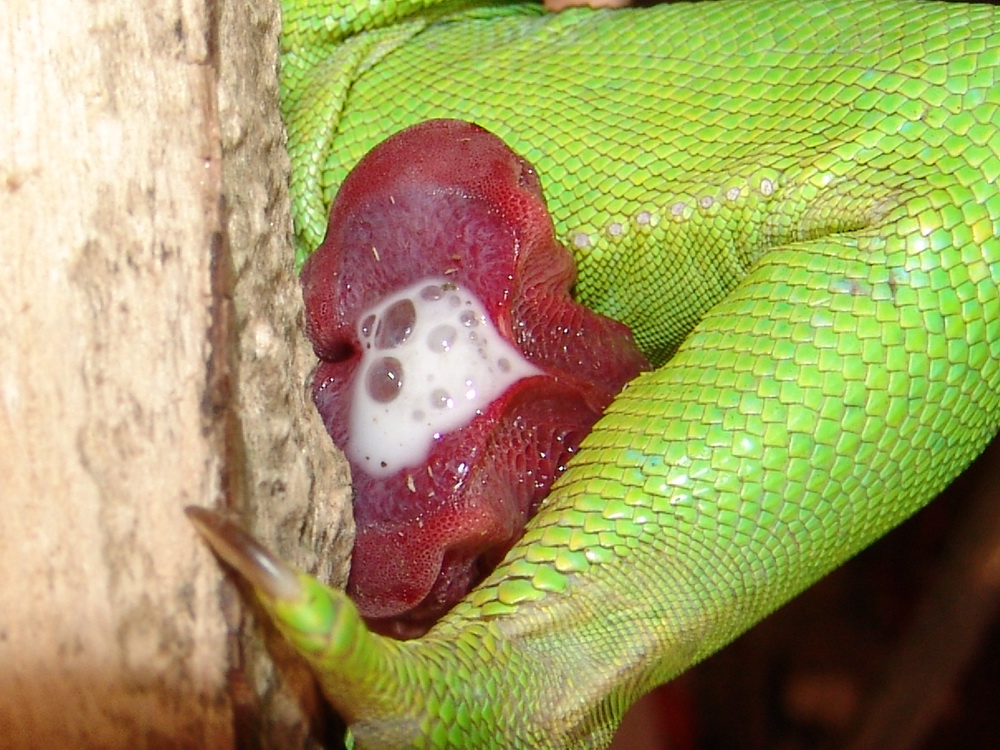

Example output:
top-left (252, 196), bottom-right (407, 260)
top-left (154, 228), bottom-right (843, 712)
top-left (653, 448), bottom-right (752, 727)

top-left (186, 505), bottom-right (426, 737)
top-left (185, 506), bottom-right (303, 601)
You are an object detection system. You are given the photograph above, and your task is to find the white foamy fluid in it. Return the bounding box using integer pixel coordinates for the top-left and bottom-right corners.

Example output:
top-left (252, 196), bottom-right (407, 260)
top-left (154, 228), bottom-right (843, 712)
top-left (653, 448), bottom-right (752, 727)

top-left (350, 278), bottom-right (542, 477)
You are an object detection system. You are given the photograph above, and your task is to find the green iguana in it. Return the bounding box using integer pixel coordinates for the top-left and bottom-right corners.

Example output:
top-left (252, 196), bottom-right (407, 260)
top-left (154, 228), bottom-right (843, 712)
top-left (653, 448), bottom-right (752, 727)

top-left (189, 0), bottom-right (1000, 746)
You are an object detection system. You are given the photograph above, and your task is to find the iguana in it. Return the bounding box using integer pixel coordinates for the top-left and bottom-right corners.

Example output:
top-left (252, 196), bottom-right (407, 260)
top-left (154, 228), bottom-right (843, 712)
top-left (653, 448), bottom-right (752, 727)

top-left (188, 0), bottom-right (1000, 746)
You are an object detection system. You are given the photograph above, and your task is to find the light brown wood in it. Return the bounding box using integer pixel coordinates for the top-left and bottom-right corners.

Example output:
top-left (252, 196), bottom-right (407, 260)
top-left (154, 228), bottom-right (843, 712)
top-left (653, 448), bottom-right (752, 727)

top-left (0, 0), bottom-right (351, 747)
top-left (217, 0), bottom-right (353, 745)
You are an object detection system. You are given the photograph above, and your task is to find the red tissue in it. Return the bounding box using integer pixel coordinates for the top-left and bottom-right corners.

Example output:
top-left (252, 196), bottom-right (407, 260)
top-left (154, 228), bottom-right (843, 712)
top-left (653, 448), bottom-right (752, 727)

top-left (301, 120), bottom-right (648, 637)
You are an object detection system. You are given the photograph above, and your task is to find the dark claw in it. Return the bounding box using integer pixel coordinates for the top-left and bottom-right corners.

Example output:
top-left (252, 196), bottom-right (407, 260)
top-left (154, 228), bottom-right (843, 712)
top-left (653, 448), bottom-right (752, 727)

top-left (185, 506), bottom-right (303, 601)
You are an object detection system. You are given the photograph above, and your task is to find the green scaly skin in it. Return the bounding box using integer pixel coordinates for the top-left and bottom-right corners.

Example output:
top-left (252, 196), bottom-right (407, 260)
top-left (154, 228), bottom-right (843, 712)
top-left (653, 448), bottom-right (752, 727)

top-left (199, 0), bottom-right (1000, 746)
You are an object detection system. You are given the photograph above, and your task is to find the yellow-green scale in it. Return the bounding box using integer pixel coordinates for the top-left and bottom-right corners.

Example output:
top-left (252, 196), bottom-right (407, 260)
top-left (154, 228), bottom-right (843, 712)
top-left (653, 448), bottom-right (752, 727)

top-left (286, 0), bottom-right (1000, 364)
top-left (269, 0), bottom-right (1000, 746)
top-left (326, 0), bottom-right (1000, 704)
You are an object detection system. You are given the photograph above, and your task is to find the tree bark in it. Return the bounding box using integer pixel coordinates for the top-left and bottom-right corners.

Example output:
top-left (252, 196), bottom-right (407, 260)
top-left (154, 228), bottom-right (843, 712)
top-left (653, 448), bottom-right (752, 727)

top-left (0, 1), bottom-right (351, 747)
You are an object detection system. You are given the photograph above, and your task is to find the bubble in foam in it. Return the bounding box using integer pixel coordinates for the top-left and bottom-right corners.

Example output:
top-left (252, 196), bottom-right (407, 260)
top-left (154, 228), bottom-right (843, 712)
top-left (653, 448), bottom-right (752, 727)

top-left (374, 298), bottom-right (416, 349)
top-left (430, 388), bottom-right (453, 409)
top-left (420, 284), bottom-right (444, 301)
top-left (360, 314), bottom-right (376, 339)
top-left (366, 356), bottom-right (404, 403)
top-left (350, 277), bottom-right (541, 477)
top-left (427, 324), bottom-right (457, 353)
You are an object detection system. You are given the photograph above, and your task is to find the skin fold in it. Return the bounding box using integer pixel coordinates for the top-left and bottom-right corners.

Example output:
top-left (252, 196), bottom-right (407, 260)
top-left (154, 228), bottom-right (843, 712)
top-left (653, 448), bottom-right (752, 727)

top-left (299, 119), bottom-right (650, 635)
top-left (190, 0), bottom-right (1000, 747)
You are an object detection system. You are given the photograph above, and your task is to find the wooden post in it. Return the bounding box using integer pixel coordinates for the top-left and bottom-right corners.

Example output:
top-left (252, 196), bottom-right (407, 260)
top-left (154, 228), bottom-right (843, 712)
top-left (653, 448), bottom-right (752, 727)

top-left (0, 1), bottom-right (351, 747)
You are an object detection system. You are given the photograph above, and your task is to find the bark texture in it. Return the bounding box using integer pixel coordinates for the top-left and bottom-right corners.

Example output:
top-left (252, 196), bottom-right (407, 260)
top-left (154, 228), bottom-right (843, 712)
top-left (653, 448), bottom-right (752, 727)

top-left (0, 1), bottom-right (351, 747)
